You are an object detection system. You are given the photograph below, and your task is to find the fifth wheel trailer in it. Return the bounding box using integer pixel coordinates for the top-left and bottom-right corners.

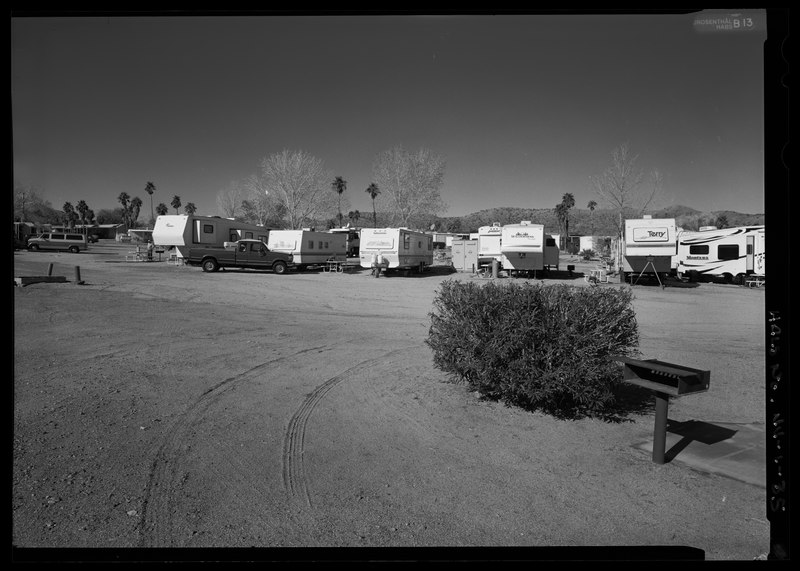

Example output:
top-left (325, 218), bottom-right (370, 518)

top-left (152, 215), bottom-right (270, 259)
top-left (676, 225), bottom-right (764, 283)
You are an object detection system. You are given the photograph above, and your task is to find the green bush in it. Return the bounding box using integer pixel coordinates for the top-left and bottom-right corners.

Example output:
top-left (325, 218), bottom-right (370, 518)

top-left (426, 280), bottom-right (639, 418)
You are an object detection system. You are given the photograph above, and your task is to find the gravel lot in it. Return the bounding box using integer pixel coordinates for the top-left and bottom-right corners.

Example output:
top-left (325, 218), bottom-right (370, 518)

top-left (13, 241), bottom-right (769, 560)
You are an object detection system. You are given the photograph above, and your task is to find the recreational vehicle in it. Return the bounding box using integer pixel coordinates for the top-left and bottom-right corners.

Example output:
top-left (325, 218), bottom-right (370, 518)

top-left (477, 223), bottom-right (503, 266)
top-left (676, 225), bottom-right (765, 284)
top-left (267, 229), bottom-right (347, 269)
top-left (152, 215), bottom-right (270, 259)
top-left (358, 227), bottom-right (433, 274)
top-left (622, 217), bottom-right (677, 281)
top-left (500, 221), bottom-right (557, 276)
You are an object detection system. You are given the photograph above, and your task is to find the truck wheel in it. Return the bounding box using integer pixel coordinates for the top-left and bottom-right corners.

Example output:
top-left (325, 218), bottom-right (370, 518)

top-left (202, 258), bottom-right (219, 272)
top-left (29, 244), bottom-right (39, 251)
top-left (272, 261), bottom-right (287, 274)
top-left (69, 246), bottom-right (80, 253)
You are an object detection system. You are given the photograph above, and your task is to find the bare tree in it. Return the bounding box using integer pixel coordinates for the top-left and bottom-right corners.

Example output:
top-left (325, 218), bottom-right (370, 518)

top-left (589, 142), bottom-right (663, 266)
top-left (372, 146), bottom-right (447, 228)
top-left (259, 149), bottom-right (338, 229)
top-left (215, 180), bottom-right (245, 218)
top-left (240, 173), bottom-right (287, 227)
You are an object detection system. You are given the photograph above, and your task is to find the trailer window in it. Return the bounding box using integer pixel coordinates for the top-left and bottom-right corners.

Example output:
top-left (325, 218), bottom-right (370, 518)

top-left (324, 241), bottom-right (329, 249)
top-left (689, 245), bottom-right (709, 255)
top-left (428, 239), bottom-right (432, 251)
top-left (718, 245), bottom-right (739, 260)
top-left (404, 234), bottom-right (410, 249)
top-left (319, 241), bottom-right (324, 249)
top-left (546, 238), bottom-right (556, 247)
top-left (203, 224), bottom-right (214, 234)
top-left (244, 232), bottom-right (254, 239)
top-left (308, 240), bottom-right (314, 249)
top-left (229, 232), bottom-right (238, 241)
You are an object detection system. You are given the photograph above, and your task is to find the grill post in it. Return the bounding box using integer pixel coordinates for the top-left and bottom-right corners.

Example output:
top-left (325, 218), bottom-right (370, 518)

top-left (653, 392), bottom-right (669, 464)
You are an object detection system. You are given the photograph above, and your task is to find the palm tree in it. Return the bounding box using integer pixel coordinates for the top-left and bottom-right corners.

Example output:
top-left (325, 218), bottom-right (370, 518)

top-left (145, 181), bottom-right (156, 227)
top-left (332, 176), bottom-right (347, 227)
top-left (63, 202), bottom-right (76, 229)
top-left (348, 210), bottom-right (361, 226)
top-left (76, 200), bottom-right (90, 232)
top-left (587, 200), bottom-right (598, 235)
top-left (365, 183), bottom-right (380, 228)
top-left (118, 192), bottom-right (131, 228)
top-left (184, 202), bottom-right (197, 215)
top-left (560, 193), bottom-right (575, 251)
top-left (130, 197), bottom-right (143, 228)
top-left (156, 203), bottom-right (169, 216)
top-left (171, 195), bottom-right (182, 215)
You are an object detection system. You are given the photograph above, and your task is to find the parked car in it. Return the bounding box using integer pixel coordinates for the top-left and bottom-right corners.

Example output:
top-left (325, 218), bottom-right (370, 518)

top-left (87, 233), bottom-right (100, 243)
top-left (27, 232), bottom-right (88, 253)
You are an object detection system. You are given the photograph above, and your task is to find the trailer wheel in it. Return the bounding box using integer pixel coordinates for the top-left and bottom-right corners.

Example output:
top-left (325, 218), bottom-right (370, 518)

top-left (722, 273), bottom-right (733, 284)
top-left (272, 261), bottom-right (288, 275)
top-left (735, 273), bottom-right (746, 285)
top-left (202, 258), bottom-right (219, 272)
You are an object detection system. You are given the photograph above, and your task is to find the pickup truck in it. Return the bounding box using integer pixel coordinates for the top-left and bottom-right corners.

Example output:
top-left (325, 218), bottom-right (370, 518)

top-left (186, 239), bottom-right (295, 274)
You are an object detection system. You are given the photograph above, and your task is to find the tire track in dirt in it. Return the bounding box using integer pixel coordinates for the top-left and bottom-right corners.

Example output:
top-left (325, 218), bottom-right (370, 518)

top-left (281, 346), bottom-right (416, 510)
top-left (137, 343), bottom-right (336, 547)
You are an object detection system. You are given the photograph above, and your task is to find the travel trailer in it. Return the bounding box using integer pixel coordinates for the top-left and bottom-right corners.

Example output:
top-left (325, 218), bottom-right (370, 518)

top-left (676, 225), bottom-right (765, 284)
top-left (267, 229), bottom-right (347, 269)
top-left (477, 223), bottom-right (503, 266)
top-left (500, 221), bottom-right (557, 276)
top-left (622, 216), bottom-right (678, 282)
top-left (152, 215), bottom-right (270, 259)
top-left (358, 227), bottom-right (433, 274)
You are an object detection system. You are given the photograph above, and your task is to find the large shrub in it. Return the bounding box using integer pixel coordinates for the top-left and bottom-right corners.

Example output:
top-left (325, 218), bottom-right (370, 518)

top-left (426, 280), bottom-right (639, 418)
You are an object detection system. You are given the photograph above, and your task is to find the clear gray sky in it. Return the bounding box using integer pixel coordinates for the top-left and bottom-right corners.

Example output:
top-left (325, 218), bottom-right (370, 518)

top-left (11, 10), bottom-right (769, 218)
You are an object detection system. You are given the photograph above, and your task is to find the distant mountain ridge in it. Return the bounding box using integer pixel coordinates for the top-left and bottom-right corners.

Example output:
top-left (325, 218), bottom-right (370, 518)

top-left (432, 205), bottom-right (764, 235)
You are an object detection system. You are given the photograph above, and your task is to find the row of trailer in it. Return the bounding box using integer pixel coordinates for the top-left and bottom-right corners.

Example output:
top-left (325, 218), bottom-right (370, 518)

top-left (621, 216), bottom-right (765, 284)
top-left (151, 215), bottom-right (434, 273)
top-left (150, 214), bottom-right (765, 283)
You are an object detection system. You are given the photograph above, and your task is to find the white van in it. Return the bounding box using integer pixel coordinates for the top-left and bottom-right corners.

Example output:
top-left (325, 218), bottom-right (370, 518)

top-left (27, 232), bottom-right (88, 253)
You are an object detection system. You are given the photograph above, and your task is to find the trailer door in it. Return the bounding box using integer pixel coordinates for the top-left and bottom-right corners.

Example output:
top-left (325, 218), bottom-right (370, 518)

top-left (746, 235), bottom-right (754, 272)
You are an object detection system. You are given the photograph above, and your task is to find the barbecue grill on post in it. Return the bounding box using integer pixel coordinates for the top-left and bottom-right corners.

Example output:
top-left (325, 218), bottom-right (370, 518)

top-left (611, 356), bottom-right (711, 464)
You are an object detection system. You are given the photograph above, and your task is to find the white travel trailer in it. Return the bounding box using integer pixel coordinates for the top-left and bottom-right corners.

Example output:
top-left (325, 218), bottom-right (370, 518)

top-left (152, 215), bottom-right (270, 259)
top-left (622, 217), bottom-right (678, 281)
top-left (500, 221), bottom-right (558, 276)
top-left (267, 229), bottom-right (347, 269)
top-left (477, 223), bottom-right (503, 265)
top-left (359, 227), bottom-right (433, 274)
top-left (676, 225), bottom-right (765, 283)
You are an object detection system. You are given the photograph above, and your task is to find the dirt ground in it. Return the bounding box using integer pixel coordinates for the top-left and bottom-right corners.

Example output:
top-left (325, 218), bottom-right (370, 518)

top-left (12, 241), bottom-right (770, 560)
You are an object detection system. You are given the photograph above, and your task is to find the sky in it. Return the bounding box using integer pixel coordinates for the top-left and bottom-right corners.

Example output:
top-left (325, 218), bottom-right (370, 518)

top-left (11, 10), bottom-right (773, 220)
